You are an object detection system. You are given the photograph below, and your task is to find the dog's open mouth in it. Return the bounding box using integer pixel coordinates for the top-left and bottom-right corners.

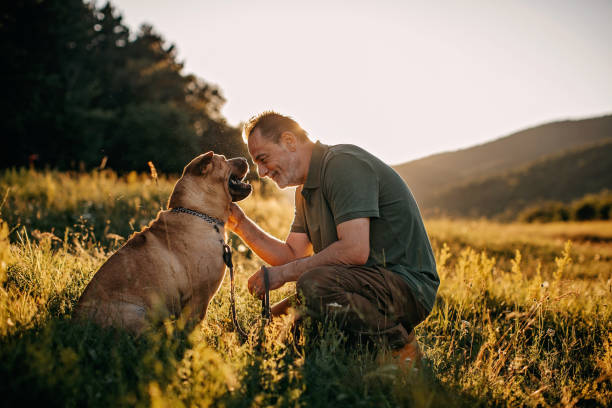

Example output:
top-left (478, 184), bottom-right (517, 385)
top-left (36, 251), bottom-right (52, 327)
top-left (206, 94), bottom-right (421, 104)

top-left (228, 173), bottom-right (252, 201)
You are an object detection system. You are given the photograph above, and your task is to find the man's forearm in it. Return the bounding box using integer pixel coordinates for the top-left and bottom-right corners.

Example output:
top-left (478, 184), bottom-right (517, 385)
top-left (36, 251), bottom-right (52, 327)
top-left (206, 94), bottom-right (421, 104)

top-left (280, 238), bottom-right (365, 282)
top-left (233, 214), bottom-right (298, 266)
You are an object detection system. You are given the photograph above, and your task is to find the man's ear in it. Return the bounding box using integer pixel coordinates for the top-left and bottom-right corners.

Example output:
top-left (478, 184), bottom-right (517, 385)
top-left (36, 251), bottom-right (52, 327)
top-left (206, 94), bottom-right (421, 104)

top-left (280, 131), bottom-right (297, 152)
top-left (198, 151), bottom-right (214, 174)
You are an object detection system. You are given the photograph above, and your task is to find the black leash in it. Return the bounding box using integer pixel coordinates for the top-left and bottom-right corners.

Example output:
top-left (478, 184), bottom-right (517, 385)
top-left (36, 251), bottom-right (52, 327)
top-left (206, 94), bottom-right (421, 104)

top-left (223, 243), bottom-right (247, 340)
top-left (261, 266), bottom-right (271, 320)
top-left (223, 243), bottom-right (271, 341)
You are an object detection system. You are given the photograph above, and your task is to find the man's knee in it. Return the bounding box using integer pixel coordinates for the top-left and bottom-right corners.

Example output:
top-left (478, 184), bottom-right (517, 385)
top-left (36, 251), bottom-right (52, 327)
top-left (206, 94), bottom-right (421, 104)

top-left (296, 266), bottom-right (340, 307)
top-left (297, 267), bottom-right (327, 299)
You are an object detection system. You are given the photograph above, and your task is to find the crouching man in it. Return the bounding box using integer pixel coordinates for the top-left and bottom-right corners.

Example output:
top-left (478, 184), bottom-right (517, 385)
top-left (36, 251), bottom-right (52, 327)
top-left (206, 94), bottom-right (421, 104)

top-left (227, 111), bottom-right (439, 367)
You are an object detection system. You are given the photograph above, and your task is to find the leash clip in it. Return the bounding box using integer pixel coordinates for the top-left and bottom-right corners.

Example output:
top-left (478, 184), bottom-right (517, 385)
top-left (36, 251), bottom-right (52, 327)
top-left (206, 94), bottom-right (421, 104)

top-left (222, 243), bottom-right (233, 268)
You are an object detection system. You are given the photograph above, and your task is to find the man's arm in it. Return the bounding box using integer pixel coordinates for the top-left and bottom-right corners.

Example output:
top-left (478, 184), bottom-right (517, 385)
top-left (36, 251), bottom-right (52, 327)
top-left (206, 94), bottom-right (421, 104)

top-left (248, 217), bottom-right (370, 297)
top-left (228, 203), bottom-right (313, 266)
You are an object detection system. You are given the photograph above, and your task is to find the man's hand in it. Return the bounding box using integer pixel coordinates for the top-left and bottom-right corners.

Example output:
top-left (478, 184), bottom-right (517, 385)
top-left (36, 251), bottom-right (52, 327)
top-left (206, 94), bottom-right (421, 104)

top-left (248, 265), bottom-right (290, 299)
top-left (226, 203), bottom-right (245, 232)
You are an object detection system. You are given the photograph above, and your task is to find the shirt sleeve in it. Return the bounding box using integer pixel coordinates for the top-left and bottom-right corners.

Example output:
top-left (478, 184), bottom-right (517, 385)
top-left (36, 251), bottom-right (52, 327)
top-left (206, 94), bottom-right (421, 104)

top-left (290, 186), bottom-right (307, 233)
top-left (322, 153), bottom-right (380, 225)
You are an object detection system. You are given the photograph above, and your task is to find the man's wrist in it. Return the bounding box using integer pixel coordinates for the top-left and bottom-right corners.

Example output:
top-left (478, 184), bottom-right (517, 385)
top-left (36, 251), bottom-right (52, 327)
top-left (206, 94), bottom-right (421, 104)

top-left (232, 213), bottom-right (246, 234)
top-left (283, 259), bottom-right (302, 283)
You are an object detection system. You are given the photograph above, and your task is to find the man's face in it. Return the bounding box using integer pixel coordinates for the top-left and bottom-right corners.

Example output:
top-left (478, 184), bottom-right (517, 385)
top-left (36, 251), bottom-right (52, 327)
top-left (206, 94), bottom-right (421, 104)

top-left (248, 129), bottom-right (300, 189)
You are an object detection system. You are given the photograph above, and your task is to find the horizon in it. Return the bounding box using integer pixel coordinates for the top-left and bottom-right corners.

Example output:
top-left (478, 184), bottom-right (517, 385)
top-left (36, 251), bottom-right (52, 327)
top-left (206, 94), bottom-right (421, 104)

top-left (396, 111), bottom-right (612, 164)
top-left (109, 0), bottom-right (612, 165)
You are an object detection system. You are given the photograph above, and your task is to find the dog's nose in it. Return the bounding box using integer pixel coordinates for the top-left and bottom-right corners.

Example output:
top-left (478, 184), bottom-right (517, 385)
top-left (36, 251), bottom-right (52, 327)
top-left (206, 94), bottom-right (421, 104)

top-left (229, 156), bottom-right (247, 168)
top-left (237, 157), bottom-right (248, 173)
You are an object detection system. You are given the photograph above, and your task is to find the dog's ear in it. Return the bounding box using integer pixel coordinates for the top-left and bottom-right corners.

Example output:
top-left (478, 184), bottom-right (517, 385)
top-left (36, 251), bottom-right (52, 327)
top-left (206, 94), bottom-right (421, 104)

top-left (198, 151), bottom-right (214, 174)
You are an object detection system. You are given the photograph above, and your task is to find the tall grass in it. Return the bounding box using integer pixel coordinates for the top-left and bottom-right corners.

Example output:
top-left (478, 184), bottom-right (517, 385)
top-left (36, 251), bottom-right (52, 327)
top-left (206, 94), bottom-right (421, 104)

top-left (0, 169), bottom-right (610, 407)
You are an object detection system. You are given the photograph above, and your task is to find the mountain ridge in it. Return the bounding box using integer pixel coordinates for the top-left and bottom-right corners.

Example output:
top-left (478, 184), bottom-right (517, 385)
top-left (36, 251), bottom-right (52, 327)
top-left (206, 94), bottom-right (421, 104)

top-left (392, 114), bottom-right (612, 218)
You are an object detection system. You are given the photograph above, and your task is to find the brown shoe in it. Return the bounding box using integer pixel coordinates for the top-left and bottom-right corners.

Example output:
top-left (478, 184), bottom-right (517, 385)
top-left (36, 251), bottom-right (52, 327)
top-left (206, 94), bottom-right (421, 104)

top-left (391, 330), bottom-right (422, 370)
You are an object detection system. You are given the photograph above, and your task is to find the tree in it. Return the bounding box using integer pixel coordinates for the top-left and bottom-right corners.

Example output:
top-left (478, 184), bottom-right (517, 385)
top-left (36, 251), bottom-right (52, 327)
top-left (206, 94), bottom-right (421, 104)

top-left (0, 1), bottom-right (247, 173)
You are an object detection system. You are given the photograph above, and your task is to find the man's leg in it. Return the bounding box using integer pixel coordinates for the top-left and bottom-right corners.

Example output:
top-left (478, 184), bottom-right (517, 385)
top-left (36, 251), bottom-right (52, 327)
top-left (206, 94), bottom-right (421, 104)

top-left (295, 265), bottom-right (425, 350)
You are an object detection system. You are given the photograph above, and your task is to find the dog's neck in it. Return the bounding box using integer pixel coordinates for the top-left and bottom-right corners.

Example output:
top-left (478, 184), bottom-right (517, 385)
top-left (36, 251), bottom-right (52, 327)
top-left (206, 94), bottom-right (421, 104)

top-left (167, 178), bottom-right (229, 222)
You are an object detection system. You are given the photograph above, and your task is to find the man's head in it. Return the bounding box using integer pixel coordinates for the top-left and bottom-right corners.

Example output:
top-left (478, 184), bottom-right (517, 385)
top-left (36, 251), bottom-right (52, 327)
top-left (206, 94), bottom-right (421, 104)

top-left (243, 111), bottom-right (314, 189)
top-left (242, 111), bottom-right (309, 144)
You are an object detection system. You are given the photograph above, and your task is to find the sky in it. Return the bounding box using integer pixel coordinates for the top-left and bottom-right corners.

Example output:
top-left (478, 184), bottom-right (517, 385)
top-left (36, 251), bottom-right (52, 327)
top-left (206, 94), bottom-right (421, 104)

top-left (108, 0), bottom-right (612, 165)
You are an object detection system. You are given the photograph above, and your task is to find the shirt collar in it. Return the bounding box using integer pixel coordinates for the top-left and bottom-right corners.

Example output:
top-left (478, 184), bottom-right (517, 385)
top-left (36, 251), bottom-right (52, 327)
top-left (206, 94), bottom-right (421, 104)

top-left (303, 141), bottom-right (328, 190)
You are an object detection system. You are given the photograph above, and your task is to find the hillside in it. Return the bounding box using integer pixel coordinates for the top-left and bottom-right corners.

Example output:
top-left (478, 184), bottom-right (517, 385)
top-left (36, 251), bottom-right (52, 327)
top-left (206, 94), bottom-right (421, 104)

top-left (393, 115), bottom-right (612, 207)
top-left (420, 139), bottom-right (612, 219)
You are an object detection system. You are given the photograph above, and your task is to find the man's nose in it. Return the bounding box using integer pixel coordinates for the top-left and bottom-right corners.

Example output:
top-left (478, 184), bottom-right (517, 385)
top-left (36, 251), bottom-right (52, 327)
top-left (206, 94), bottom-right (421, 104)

top-left (257, 163), bottom-right (268, 178)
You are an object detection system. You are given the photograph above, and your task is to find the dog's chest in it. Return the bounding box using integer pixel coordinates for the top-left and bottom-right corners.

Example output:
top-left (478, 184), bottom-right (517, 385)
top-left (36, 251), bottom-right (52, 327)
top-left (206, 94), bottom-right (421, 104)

top-left (185, 236), bottom-right (227, 285)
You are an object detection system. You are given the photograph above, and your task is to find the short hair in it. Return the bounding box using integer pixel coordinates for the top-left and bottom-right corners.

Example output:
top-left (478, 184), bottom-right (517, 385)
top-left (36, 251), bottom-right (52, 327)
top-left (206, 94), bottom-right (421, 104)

top-left (242, 111), bottom-right (309, 144)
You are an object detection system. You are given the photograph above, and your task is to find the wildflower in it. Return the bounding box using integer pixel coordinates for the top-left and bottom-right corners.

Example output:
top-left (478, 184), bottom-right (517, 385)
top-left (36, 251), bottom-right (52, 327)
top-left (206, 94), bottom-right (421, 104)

top-left (147, 161), bottom-right (158, 181)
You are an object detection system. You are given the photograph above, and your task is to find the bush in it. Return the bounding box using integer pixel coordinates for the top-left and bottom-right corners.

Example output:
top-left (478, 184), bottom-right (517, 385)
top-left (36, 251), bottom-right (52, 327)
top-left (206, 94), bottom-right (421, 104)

top-left (599, 201), bottom-right (612, 220)
top-left (518, 201), bottom-right (569, 223)
top-left (573, 201), bottom-right (598, 221)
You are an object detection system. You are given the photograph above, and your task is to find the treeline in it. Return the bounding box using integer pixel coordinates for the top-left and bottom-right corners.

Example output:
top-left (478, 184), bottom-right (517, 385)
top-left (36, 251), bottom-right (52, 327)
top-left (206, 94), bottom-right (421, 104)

top-left (0, 0), bottom-right (246, 173)
top-left (518, 190), bottom-right (612, 223)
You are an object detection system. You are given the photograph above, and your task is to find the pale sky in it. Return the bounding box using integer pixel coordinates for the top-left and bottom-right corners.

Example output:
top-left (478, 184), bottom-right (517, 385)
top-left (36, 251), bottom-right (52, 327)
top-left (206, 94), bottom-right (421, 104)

top-left (108, 0), bottom-right (612, 164)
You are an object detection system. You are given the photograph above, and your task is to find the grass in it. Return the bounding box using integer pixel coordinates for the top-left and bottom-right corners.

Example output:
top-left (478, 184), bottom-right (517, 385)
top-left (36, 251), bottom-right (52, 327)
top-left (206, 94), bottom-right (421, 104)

top-left (0, 169), bottom-right (610, 407)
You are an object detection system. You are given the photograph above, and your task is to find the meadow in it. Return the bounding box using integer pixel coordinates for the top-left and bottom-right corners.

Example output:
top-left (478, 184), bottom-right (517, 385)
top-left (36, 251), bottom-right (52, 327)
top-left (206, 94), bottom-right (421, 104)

top-left (0, 168), bottom-right (610, 407)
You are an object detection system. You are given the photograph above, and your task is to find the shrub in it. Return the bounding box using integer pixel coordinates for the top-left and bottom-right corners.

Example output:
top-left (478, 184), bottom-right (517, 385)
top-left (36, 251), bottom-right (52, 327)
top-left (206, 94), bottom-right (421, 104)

top-left (517, 189), bottom-right (612, 223)
top-left (518, 201), bottom-right (569, 223)
top-left (573, 201), bottom-right (598, 221)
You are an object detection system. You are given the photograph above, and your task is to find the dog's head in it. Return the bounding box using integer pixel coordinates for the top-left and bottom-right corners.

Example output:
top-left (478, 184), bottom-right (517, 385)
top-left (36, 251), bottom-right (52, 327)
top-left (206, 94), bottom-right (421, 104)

top-left (168, 152), bottom-right (252, 212)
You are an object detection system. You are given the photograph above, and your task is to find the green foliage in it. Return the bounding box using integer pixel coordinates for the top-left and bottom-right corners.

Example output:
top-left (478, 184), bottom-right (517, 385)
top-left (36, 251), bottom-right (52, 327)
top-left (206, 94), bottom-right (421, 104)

top-left (0, 172), bottom-right (611, 406)
top-left (0, 1), bottom-right (246, 173)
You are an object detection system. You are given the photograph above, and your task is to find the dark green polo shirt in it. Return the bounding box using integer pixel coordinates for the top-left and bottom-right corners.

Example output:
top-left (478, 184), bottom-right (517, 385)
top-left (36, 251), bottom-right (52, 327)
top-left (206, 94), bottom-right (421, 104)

top-left (291, 142), bottom-right (439, 313)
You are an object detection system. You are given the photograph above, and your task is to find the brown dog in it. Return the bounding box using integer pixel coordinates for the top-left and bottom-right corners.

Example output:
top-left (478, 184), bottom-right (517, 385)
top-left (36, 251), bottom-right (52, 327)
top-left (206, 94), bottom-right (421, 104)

top-left (73, 152), bottom-right (252, 334)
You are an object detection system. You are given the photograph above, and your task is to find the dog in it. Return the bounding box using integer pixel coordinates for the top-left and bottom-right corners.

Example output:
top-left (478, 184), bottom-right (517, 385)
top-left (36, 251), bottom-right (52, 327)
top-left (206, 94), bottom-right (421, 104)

top-left (73, 151), bottom-right (252, 334)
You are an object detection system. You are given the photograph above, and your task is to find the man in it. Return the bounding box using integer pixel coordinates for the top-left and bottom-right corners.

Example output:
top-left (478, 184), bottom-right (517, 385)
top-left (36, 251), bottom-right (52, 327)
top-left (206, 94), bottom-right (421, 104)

top-left (227, 111), bottom-right (439, 366)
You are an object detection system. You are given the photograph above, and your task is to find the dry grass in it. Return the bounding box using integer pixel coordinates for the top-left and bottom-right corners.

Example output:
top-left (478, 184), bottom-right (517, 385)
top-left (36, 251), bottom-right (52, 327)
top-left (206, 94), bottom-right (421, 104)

top-left (0, 169), bottom-right (610, 407)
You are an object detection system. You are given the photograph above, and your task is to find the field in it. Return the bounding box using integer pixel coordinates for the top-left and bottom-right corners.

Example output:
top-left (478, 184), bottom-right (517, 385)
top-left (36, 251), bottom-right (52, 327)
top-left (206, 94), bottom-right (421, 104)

top-left (0, 169), bottom-right (610, 407)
